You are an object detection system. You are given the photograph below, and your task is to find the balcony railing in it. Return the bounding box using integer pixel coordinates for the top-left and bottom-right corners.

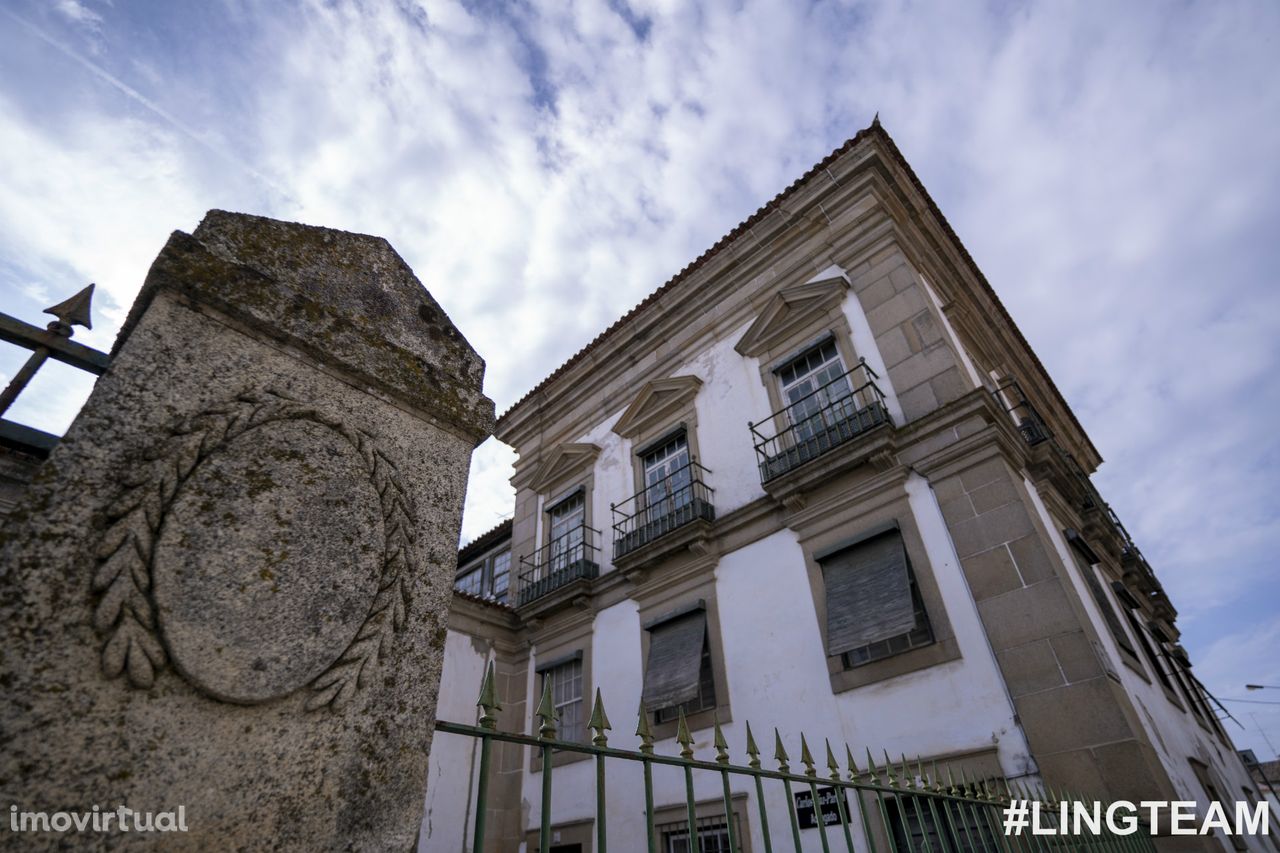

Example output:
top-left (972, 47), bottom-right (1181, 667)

top-left (993, 378), bottom-right (1052, 446)
top-left (516, 525), bottom-right (601, 607)
top-left (996, 376), bottom-right (1168, 605)
top-left (611, 460), bottom-right (715, 560)
top-left (749, 359), bottom-right (890, 483)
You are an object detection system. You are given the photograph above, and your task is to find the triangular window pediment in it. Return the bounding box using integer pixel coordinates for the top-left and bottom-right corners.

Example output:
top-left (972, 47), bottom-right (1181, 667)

top-left (734, 274), bottom-right (849, 359)
top-left (527, 443), bottom-right (601, 493)
top-left (611, 376), bottom-right (703, 440)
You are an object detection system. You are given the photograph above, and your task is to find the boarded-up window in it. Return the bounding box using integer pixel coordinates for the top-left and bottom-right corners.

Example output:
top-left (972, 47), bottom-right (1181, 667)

top-left (820, 529), bottom-right (930, 662)
top-left (643, 610), bottom-right (714, 715)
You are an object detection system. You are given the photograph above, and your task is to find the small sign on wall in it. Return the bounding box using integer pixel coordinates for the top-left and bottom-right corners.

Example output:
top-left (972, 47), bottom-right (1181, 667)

top-left (794, 785), bottom-right (850, 829)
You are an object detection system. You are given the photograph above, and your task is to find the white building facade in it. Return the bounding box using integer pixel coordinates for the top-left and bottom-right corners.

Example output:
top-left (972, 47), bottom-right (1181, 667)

top-left (418, 121), bottom-right (1268, 853)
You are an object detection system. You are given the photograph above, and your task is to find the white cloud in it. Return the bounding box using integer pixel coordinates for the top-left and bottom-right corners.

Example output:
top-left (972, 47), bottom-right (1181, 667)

top-left (1, 0), bottom-right (1277, 697)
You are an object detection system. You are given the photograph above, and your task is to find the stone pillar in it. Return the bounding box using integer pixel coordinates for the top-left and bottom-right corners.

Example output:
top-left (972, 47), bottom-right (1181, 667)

top-left (0, 211), bottom-right (494, 850)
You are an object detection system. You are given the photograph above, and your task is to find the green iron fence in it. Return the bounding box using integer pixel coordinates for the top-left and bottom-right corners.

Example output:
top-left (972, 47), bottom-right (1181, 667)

top-left (433, 662), bottom-right (1158, 853)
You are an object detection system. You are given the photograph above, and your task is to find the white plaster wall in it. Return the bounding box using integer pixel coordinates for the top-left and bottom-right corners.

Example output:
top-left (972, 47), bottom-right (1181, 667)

top-left (1024, 480), bottom-right (1271, 852)
top-left (569, 273), bottom-right (906, 585)
top-left (568, 318), bottom-right (774, 583)
top-left (418, 628), bottom-right (492, 853)
top-left (512, 477), bottom-right (1036, 850)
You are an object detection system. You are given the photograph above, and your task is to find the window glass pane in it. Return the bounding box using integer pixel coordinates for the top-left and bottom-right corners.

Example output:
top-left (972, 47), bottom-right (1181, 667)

top-left (455, 566), bottom-right (483, 597)
top-left (643, 434), bottom-right (691, 516)
top-left (549, 494), bottom-right (585, 570)
top-left (491, 550), bottom-right (510, 603)
top-left (778, 340), bottom-right (853, 439)
top-left (542, 659), bottom-right (584, 743)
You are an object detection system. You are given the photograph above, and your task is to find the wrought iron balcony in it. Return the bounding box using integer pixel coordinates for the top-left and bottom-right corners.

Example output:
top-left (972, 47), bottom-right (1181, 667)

top-left (612, 460), bottom-right (715, 561)
top-left (749, 360), bottom-right (890, 483)
top-left (993, 378), bottom-right (1051, 447)
top-left (516, 525), bottom-right (601, 607)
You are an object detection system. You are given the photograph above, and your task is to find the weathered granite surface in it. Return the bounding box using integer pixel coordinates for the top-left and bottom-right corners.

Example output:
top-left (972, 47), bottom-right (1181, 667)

top-left (0, 212), bottom-right (494, 850)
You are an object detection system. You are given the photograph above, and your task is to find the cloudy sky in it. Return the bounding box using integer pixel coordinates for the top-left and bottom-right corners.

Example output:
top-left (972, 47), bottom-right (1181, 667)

top-left (2, 0), bottom-right (1278, 759)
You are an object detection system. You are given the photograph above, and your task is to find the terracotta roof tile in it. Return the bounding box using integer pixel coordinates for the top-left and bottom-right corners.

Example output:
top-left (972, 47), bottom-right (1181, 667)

top-left (456, 517), bottom-right (512, 566)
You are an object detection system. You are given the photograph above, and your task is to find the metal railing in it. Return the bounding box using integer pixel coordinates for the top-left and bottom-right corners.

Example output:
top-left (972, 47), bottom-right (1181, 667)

top-left (750, 360), bottom-right (890, 484)
top-left (991, 378), bottom-right (1051, 448)
top-left (516, 524), bottom-right (602, 606)
top-left (612, 460), bottom-right (715, 560)
top-left (438, 662), bottom-right (1158, 853)
top-left (0, 284), bottom-right (107, 455)
top-left (993, 378), bottom-right (1168, 605)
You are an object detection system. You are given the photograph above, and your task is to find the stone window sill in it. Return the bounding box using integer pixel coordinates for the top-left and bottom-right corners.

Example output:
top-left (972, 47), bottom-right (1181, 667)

top-left (829, 637), bottom-right (961, 693)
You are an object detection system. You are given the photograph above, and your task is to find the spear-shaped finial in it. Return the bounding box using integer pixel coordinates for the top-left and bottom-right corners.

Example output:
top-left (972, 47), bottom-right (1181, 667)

top-left (746, 722), bottom-right (762, 770)
top-left (883, 751), bottom-right (898, 787)
top-left (588, 688), bottom-right (611, 747)
top-left (476, 660), bottom-right (501, 730)
top-left (825, 740), bottom-right (841, 782)
top-left (900, 754), bottom-right (914, 790)
top-left (865, 748), bottom-right (880, 785)
top-left (846, 745), bottom-right (860, 783)
top-left (44, 283), bottom-right (94, 335)
top-left (774, 729), bottom-right (790, 773)
top-left (713, 715), bottom-right (729, 765)
top-left (960, 768), bottom-right (974, 798)
top-left (535, 677), bottom-right (558, 740)
top-left (676, 708), bottom-right (694, 760)
top-left (946, 766), bottom-right (959, 796)
top-left (636, 702), bottom-right (654, 755)
top-left (928, 760), bottom-right (942, 794)
top-left (800, 734), bottom-right (817, 777)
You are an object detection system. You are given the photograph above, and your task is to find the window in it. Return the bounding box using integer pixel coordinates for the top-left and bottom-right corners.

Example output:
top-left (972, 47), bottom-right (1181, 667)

top-left (453, 546), bottom-right (512, 604)
top-left (1065, 533), bottom-right (1138, 662)
top-left (776, 339), bottom-right (853, 440)
top-left (819, 528), bottom-right (934, 668)
top-left (491, 550), bottom-right (510, 603)
top-left (654, 639), bottom-right (716, 724)
top-left (657, 813), bottom-right (741, 853)
top-left (540, 658), bottom-right (584, 743)
top-left (1126, 611), bottom-right (1176, 694)
top-left (1081, 565), bottom-right (1138, 660)
top-left (886, 793), bottom-right (1001, 853)
top-left (643, 609), bottom-right (718, 723)
top-left (1189, 760), bottom-right (1248, 851)
top-left (642, 433), bottom-right (692, 519)
top-left (548, 492), bottom-right (587, 572)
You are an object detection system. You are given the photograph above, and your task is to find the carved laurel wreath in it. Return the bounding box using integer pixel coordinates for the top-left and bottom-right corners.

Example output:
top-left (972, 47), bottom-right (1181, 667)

top-left (93, 389), bottom-right (418, 711)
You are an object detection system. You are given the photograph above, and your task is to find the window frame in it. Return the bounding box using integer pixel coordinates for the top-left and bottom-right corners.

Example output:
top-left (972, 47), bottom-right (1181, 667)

top-left (796, 501), bottom-right (961, 694)
top-left (453, 542), bottom-right (513, 604)
top-left (651, 794), bottom-right (752, 853)
top-left (539, 656), bottom-right (585, 745)
top-left (817, 525), bottom-right (936, 670)
top-left (529, 637), bottom-right (594, 772)
top-left (636, 590), bottom-right (732, 741)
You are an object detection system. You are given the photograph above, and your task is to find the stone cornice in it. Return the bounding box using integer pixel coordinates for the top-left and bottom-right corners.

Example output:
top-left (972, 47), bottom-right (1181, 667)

top-left (496, 129), bottom-right (1098, 472)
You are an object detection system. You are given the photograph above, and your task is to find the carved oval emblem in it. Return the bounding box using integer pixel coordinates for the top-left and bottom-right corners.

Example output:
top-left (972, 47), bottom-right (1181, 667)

top-left (151, 419), bottom-right (383, 704)
top-left (93, 390), bottom-right (419, 711)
